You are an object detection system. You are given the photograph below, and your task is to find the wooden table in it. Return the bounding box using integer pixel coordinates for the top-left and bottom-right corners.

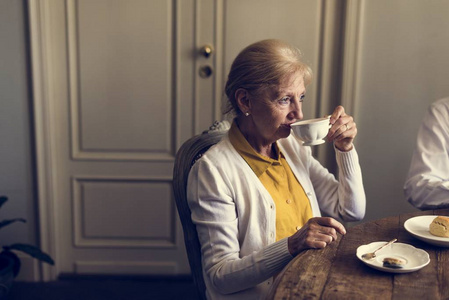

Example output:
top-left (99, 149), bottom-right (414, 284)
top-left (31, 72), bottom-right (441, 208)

top-left (268, 209), bottom-right (449, 299)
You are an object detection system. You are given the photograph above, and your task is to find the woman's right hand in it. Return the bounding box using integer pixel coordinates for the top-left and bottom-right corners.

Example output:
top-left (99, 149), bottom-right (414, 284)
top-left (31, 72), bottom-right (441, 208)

top-left (287, 217), bottom-right (346, 256)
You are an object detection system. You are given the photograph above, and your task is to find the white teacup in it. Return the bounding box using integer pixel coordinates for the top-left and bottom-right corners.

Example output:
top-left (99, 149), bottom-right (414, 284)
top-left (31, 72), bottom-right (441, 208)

top-left (291, 116), bottom-right (331, 146)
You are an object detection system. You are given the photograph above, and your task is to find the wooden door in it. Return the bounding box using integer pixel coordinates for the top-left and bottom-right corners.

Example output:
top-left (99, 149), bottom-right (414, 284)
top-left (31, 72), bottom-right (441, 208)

top-left (29, 0), bottom-right (336, 280)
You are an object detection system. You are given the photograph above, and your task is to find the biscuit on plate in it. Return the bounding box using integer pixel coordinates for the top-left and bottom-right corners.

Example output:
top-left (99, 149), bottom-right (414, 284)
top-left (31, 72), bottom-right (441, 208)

top-left (429, 216), bottom-right (449, 238)
top-left (383, 257), bottom-right (406, 268)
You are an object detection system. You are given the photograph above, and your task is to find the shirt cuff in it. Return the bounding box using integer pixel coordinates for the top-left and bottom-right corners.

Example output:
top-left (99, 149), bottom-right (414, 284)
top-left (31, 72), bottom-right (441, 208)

top-left (262, 237), bottom-right (294, 274)
top-left (334, 145), bottom-right (361, 176)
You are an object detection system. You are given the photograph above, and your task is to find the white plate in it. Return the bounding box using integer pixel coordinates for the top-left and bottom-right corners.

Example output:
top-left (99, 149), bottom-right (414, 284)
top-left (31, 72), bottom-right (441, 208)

top-left (404, 215), bottom-right (449, 247)
top-left (356, 241), bottom-right (430, 273)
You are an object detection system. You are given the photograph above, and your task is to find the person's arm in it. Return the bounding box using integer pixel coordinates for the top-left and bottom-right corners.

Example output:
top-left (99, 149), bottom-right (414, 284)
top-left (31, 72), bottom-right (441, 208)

top-left (306, 105), bottom-right (365, 221)
top-left (187, 157), bottom-right (292, 295)
top-left (404, 102), bottom-right (449, 209)
top-left (309, 146), bottom-right (366, 221)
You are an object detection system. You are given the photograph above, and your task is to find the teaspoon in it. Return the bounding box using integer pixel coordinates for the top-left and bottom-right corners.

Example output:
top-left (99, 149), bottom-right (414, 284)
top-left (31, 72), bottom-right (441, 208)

top-left (362, 239), bottom-right (397, 260)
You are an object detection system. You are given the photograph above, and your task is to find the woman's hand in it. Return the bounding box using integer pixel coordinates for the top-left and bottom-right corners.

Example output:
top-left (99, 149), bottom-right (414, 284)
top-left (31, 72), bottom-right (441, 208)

top-left (326, 106), bottom-right (357, 151)
top-left (287, 217), bottom-right (346, 256)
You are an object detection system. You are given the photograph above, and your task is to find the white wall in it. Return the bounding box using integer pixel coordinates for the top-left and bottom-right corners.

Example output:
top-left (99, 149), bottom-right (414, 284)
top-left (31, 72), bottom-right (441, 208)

top-left (353, 0), bottom-right (449, 222)
top-left (0, 0), bottom-right (36, 245)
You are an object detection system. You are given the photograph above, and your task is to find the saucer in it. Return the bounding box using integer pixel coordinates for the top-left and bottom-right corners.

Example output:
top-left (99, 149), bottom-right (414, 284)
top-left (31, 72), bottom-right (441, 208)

top-left (302, 139), bottom-right (326, 146)
top-left (356, 241), bottom-right (430, 273)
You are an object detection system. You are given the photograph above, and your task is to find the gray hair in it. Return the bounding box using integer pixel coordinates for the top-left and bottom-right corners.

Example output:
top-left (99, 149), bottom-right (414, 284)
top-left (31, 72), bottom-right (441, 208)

top-left (224, 39), bottom-right (312, 117)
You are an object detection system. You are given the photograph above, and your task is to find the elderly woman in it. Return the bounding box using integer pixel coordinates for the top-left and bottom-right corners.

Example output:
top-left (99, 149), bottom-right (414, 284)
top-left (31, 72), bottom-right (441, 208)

top-left (187, 39), bottom-right (366, 299)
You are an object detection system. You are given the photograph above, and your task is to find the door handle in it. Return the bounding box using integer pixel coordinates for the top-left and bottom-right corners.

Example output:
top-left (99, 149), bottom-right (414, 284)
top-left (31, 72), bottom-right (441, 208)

top-left (199, 44), bottom-right (214, 58)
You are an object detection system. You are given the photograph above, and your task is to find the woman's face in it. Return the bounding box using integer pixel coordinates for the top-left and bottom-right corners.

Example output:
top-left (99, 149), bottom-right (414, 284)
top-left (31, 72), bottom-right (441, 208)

top-left (248, 72), bottom-right (306, 145)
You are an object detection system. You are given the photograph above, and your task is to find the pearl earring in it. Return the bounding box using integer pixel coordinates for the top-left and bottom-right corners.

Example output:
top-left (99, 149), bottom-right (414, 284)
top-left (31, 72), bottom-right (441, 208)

top-left (245, 112), bottom-right (250, 116)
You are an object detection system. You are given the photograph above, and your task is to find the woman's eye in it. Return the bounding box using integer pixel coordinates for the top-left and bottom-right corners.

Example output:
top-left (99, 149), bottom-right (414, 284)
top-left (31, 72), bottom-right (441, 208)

top-left (300, 94), bottom-right (306, 102)
top-left (279, 97), bottom-right (290, 105)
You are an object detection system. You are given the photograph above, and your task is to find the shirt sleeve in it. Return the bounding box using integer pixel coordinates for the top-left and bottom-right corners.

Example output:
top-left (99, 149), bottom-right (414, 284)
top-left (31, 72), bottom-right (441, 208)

top-left (404, 101), bottom-right (449, 209)
top-left (308, 146), bottom-right (366, 222)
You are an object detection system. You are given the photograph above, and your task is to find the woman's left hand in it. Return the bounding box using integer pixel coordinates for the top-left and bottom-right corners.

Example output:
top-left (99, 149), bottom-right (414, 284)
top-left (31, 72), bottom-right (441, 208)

top-left (326, 106), bottom-right (357, 152)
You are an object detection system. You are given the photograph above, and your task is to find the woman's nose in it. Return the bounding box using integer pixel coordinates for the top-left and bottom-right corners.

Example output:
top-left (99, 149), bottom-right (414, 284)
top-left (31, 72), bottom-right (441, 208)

top-left (291, 101), bottom-right (303, 120)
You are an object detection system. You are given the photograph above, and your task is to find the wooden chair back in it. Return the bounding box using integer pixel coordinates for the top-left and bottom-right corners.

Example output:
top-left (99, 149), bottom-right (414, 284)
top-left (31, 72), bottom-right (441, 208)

top-left (172, 121), bottom-right (230, 300)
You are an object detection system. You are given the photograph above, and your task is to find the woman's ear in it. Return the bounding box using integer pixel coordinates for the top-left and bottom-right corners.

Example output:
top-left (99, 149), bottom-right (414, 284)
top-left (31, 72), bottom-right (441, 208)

top-left (235, 88), bottom-right (251, 114)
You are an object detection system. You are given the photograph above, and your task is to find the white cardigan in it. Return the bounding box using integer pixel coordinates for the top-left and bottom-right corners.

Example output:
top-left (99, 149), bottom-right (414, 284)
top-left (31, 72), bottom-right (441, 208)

top-left (187, 133), bottom-right (365, 300)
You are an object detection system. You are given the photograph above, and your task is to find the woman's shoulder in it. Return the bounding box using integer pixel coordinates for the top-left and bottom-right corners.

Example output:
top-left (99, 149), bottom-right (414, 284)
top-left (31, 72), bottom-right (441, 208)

top-left (195, 135), bottom-right (241, 166)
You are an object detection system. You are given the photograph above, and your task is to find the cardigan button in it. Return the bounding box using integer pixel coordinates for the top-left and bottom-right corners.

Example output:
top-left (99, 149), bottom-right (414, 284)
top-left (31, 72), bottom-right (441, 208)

top-left (286, 199), bottom-right (292, 204)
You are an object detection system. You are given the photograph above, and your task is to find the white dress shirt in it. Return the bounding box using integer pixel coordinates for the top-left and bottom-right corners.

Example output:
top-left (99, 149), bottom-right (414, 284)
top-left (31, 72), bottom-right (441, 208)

top-left (404, 97), bottom-right (449, 209)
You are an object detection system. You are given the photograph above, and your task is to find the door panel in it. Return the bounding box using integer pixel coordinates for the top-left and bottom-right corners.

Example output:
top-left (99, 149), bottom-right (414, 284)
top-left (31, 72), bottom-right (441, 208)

top-left (73, 178), bottom-right (176, 247)
top-left (70, 0), bottom-right (174, 159)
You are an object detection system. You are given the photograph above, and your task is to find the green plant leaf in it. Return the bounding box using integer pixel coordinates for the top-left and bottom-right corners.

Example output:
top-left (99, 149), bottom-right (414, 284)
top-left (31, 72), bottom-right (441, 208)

top-left (0, 196), bottom-right (7, 208)
top-left (7, 243), bottom-right (55, 265)
top-left (0, 218), bottom-right (26, 230)
top-left (0, 250), bottom-right (21, 277)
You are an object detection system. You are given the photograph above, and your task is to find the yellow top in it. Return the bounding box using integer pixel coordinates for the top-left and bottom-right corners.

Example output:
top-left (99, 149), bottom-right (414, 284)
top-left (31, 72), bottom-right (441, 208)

top-left (228, 121), bottom-right (313, 241)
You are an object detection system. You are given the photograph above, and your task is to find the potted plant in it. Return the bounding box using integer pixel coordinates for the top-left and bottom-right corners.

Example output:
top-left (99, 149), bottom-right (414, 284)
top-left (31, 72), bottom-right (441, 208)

top-left (0, 195), bottom-right (54, 297)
